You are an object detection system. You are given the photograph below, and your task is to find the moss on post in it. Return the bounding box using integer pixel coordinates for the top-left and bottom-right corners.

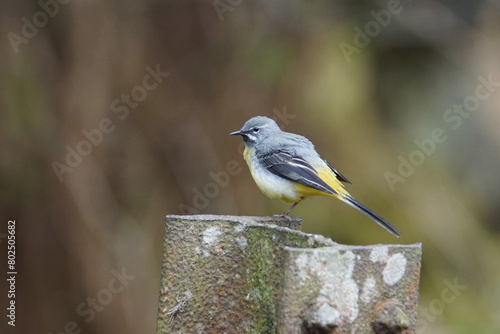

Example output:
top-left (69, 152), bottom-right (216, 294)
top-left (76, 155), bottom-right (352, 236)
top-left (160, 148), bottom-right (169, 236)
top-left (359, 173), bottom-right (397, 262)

top-left (156, 215), bottom-right (335, 334)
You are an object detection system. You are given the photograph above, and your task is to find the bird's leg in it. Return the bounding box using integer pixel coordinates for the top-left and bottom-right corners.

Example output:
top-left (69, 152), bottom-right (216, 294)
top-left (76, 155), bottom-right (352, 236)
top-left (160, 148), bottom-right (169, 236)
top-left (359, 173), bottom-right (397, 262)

top-left (274, 198), bottom-right (303, 221)
top-left (282, 201), bottom-right (300, 216)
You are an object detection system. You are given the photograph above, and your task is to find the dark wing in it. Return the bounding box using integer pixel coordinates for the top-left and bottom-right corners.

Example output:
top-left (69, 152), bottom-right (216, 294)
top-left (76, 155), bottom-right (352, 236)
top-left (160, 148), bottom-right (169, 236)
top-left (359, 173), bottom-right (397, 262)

top-left (321, 156), bottom-right (351, 184)
top-left (258, 151), bottom-right (336, 195)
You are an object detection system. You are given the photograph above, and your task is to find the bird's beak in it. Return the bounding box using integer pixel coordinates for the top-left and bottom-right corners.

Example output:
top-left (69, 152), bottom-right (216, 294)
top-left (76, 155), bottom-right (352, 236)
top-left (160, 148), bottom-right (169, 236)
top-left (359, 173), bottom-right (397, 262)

top-left (230, 130), bottom-right (243, 136)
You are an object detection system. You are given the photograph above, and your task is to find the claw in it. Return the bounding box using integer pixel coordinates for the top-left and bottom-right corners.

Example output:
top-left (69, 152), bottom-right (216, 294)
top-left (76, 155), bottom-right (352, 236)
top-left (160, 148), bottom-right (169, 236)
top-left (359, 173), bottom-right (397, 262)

top-left (273, 213), bottom-right (292, 221)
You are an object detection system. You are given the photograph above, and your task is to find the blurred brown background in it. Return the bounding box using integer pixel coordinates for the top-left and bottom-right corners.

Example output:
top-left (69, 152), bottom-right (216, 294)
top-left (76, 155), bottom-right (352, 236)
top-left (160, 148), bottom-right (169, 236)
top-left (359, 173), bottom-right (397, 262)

top-left (1, 0), bottom-right (500, 333)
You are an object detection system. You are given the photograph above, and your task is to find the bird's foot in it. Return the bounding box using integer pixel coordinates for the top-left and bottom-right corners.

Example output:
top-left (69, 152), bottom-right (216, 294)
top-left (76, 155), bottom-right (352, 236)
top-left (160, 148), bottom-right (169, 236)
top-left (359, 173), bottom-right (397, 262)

top-left (273, 213), bottom-right (292, 222)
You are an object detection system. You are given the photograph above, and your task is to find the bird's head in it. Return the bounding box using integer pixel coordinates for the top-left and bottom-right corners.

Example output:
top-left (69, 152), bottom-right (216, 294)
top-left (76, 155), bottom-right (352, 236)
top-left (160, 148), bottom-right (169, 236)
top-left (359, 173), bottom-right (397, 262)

top-left (230, 116), bottom-right (281, 147)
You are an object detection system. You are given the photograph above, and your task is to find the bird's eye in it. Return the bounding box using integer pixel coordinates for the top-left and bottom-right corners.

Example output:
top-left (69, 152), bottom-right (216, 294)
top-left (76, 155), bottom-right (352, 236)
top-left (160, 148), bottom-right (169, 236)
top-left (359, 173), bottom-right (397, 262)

top-left (252, 127), bottom-right (259, 133)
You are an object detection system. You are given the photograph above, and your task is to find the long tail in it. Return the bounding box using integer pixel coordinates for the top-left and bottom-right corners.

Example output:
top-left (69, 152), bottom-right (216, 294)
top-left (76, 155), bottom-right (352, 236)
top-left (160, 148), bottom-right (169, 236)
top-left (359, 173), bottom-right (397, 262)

top-left (339, 195), bottom-right (401, 237)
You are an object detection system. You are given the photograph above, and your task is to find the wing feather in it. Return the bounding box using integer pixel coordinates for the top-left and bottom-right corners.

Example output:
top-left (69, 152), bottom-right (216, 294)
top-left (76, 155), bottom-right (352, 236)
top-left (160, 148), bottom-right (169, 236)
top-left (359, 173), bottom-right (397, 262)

top-left (258, 151), bottom-right (336, 195)
top-left (321, 156), bottom-right (351, 184)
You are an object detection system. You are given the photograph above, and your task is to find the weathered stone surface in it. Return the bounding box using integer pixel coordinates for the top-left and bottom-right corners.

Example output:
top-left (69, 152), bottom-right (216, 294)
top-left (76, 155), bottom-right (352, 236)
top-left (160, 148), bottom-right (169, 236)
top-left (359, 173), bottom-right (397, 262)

top-left (156, 215), bottom-right (335, 334)
top-left (156, 215), bottom-right (422, 334)
top-left (279, 244), bottom-right (421, 334)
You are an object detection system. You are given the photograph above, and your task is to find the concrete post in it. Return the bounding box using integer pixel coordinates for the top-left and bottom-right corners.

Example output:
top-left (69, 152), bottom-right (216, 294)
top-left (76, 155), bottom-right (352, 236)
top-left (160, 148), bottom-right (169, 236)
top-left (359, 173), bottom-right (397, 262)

top-left (156, 215), bottom-right (421, 334)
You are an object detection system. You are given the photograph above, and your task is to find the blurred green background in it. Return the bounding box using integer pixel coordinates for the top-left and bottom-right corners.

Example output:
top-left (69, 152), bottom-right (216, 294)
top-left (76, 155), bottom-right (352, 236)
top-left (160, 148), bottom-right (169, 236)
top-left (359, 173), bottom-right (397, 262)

top-left (1, 0), bottom-right (500, 333)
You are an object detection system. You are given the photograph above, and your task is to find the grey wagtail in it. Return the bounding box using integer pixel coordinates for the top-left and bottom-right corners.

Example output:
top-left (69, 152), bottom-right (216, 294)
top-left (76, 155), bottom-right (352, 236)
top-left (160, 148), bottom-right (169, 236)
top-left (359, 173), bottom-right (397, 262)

top-left (230, 116), bottom-right (401, 237)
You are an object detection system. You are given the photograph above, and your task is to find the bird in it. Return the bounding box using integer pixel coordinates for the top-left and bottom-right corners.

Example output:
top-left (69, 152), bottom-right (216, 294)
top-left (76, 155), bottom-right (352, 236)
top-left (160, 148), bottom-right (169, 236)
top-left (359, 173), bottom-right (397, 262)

top-left (230, 116), bottom-right (401, 237)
